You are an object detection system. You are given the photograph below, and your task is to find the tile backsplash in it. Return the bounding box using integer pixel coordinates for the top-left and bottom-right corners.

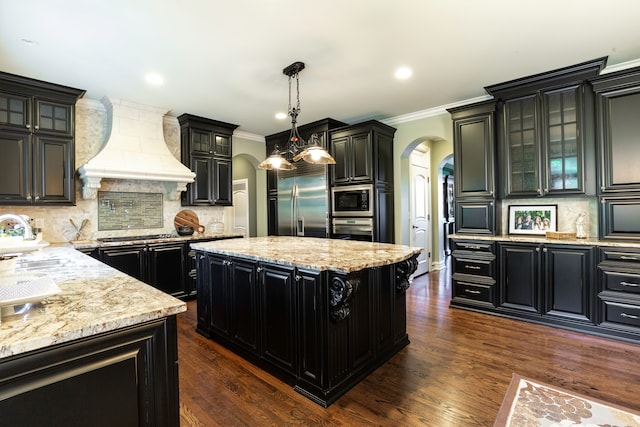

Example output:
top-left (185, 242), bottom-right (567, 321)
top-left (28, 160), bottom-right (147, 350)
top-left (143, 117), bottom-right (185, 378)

top-left (98, 192), bottom-right (163, 230)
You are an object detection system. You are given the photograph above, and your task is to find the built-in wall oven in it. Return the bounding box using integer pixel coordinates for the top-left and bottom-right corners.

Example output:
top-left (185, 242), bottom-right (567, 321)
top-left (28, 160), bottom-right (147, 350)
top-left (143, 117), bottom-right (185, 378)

top-left (331, 184), bottom-right (373, 217)
top-left (332, 217), bottom-right (374, 241)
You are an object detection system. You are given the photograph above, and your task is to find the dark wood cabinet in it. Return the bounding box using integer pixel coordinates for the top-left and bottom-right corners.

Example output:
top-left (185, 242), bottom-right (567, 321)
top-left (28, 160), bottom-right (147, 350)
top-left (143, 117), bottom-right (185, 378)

top-left (498, 243), bottom-right (541, 313)
top-left (448, 101), bottom-right (497, 235)
top-left (486, 58), bottom-right (604, 198)
top-left (328, 120), bottom-right (396, 243)
top-left (329, 120), bottom-right (395, 186)
top-left (195, 250), bottom-right (415, 406)
top-left (498, 242), bottom-right (594, 322)
top-left (451, 239), bottom-right (497, 309)
top-left (591, 67), bottom-right (640, 241)
top-left (0, 71), bottom-right (84, 205)
top-left (178, 114), bottom-right (238, 206)
top-left (0, 317), bottom-right (180, 427)
top-left (597, 247), bottom-right (640, 340)
top-left (97, 238), bottom-right (237, 300)
top-left (99, 243), bottom-right (186, 297)
top-left (259, 262), bottom-right (297, 374)
top-left (543, 245), bottom-right (594, 323)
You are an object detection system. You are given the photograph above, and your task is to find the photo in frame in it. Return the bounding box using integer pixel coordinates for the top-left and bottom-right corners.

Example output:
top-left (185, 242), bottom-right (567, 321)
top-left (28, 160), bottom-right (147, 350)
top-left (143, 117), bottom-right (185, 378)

top-left (508, 205), bottom-right (557, 235)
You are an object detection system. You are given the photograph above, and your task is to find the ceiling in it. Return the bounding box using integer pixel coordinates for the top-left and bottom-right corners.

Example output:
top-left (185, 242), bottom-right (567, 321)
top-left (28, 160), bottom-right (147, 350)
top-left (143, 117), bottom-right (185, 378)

top-left (2, 0), bottom-right (640, 138)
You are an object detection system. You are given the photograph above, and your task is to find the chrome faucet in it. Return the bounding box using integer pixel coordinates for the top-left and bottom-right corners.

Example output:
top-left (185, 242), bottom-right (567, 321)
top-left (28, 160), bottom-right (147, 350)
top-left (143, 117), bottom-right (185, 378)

top-left (0, 214), bottom-right (35, 240)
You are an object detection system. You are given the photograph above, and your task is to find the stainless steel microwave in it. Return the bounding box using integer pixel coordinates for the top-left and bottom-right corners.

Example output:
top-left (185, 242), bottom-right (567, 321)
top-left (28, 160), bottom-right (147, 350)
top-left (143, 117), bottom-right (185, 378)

top-left (331, 184), bottom-right (373, 217)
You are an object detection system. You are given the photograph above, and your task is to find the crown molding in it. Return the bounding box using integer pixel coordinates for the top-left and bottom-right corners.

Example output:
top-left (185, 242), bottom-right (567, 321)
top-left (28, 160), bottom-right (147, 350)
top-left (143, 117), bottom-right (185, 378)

top-left (600, 58), bottom-right (640, 74)
top-left (234, 129), bottom-right (265, 142)
top-left (381, 95), bottom-right (493, 126)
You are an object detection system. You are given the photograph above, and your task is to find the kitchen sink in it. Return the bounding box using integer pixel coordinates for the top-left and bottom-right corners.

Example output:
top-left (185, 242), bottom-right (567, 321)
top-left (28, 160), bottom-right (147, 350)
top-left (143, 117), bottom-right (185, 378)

top-left (97, 234), bottom-right (174, 243)
top-left (15, 258), bottom-right (70, 270)
top-left (0, 272), bottom-right (61, 323)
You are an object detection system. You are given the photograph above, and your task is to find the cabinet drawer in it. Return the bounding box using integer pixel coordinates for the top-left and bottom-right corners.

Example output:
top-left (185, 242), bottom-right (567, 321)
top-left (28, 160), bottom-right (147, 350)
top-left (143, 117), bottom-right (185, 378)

top-left (453, 256), bottom-right (494, 277)
top-left (451, 239), bottom-right (494, 253)
top-left (600, 269), bottom-right (640, 295)
top-left (600, 247), bottom-right (640, 263)
top-left (601, 301), bottom-right (640, 328)
top-left (453, 278), bottom-right (495, 304)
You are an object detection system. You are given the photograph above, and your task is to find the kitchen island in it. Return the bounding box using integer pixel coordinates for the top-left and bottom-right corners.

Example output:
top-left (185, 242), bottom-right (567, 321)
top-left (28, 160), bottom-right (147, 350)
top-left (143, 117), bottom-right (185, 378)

top-left (0, 246), bottom-right (186, 426)
top-left (191, 236), bottom-right (421, 407)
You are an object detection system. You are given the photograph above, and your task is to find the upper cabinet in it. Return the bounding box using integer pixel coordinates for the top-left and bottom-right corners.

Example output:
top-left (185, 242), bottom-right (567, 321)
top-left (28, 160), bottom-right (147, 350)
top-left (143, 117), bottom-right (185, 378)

top-left (329, 120), bottom-right (395, 186)
top-left (485, 57), bottom-right (605, 198)
top-left (178, 114), bottom-right (238, 206)
top-left (447, 101), bottom-right (497, 235)
top-left (0, 71), bottom-right (85, 205)
top-left (591, 67), bottom-right (640, 194)
top-left (591, 67), bottom-right (640, 240)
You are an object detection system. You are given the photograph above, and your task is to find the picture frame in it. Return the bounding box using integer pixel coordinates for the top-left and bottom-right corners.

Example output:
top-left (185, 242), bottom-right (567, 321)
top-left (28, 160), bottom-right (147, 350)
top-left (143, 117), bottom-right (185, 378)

top-left (508, 204), bottom-right (557, 235)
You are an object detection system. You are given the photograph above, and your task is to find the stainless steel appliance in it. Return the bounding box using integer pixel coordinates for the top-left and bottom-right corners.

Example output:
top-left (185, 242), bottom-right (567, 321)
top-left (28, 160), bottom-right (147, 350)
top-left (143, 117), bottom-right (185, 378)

top-left (331, 184), bottom-right (373, 217)
top-left (277, 163), bottom-right (329, 237)
top-left (332, 217), bottom-right (374, 241)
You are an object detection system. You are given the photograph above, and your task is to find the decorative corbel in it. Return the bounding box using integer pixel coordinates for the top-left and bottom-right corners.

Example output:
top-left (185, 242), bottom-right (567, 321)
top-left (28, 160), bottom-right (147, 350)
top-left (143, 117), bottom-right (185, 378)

top-left (396, 254), bottom-right (419, 293)
top-left (330, 274), bottom-right (361, 322)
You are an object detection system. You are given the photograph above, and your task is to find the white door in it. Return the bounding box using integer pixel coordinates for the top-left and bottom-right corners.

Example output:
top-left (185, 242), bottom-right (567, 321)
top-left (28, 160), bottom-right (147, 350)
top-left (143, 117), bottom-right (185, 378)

top-left (232, 179), bottom-right (249, 236)
top-left (410, 148), bottom-right (430, 277)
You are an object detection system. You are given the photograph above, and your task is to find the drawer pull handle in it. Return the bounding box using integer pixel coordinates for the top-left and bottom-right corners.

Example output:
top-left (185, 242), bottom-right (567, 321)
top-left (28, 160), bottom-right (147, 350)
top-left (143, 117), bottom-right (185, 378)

top-left (621, 281), bottom-right (640, 288)
top-left (621, 313), bottom-right (640, 320)
top-left (465, 245), bottom-right (483, 250)
top-left (465, 265), bottom-right (481, 270)
top-left (465, 289), bottom-right (481, 294)
top-left (620, 256), bottom-right (639, 261)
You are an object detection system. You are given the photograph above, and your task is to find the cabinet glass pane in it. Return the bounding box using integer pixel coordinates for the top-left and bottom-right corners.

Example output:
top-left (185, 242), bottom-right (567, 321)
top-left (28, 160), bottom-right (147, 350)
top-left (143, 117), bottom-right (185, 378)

top-left (214, 135), bottom-right (230, 156)
top-left (38, 102), bottom-right (70, 132)
top-left (0, 95), bottom-right (27, 126)
top-left (506, 97), bottom-right (539, 193)
top-left (543, 87), bottom-right (581, 191)
top-left (191, 130), bottom-right (211, 152)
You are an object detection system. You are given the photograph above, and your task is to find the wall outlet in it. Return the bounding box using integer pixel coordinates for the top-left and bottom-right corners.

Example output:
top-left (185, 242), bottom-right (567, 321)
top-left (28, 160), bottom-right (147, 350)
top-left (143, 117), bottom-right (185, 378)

top-left (34, 218), bottom-right (45, 228)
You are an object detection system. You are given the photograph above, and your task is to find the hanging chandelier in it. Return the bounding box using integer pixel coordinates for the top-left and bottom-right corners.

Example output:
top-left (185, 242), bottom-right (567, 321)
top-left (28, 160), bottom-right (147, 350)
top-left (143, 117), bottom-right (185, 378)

top-left (258, 61), bottom-right (336, 170)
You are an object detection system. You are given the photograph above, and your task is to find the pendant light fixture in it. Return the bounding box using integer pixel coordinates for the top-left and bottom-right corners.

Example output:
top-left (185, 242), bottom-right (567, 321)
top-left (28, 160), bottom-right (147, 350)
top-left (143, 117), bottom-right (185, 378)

top-left (258, 61), bottom-right (336, 170)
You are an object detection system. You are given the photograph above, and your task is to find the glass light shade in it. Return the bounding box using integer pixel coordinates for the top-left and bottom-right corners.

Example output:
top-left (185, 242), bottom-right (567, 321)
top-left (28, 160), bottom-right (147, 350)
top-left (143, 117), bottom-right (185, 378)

top-left (292, 146), bottom-right (336, 164)
top-left (258, 152), bottom-right (295, 170)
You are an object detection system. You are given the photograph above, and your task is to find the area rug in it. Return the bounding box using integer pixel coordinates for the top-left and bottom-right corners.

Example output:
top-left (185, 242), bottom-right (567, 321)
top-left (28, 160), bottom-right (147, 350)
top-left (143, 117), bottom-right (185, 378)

top-left (494, 373), bottom-right (640, 426)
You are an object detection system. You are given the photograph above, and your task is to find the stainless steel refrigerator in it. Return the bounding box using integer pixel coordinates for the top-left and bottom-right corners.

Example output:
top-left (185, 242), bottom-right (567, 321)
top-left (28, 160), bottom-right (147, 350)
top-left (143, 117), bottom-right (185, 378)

top-left (277, 163), bottom-right (329, 238)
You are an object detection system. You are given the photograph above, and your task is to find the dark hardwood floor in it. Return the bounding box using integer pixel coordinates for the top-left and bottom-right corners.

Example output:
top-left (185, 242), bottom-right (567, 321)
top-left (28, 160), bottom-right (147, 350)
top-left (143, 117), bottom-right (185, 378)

top-left (177, 259), bottom-right (640, 426)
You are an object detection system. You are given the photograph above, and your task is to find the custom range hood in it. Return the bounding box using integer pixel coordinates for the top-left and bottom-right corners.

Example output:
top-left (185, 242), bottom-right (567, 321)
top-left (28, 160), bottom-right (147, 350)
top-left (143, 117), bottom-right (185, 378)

top-left (78, 97), bottom-right (195, 200)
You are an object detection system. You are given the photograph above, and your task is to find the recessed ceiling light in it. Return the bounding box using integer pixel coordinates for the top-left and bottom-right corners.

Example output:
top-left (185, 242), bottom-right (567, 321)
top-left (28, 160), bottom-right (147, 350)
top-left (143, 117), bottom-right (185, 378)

top-left (275, 112), bottom-right (287, 120)
top-left (395, 67), bottom-right (412, 79)
top-left (145, 73), bottom-right (164, 85)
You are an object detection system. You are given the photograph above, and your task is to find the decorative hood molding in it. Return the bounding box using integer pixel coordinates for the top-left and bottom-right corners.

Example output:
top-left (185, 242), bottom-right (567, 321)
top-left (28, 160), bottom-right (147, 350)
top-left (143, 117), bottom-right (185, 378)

top-left (78, 97), bottom-right (195, 200)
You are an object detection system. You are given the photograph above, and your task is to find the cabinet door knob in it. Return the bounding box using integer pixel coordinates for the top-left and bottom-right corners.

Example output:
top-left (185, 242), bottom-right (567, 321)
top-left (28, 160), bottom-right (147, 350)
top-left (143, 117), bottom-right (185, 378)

top-left (26, 124), bottom-right (31, 129)
top-left (295, 274), bottom-right (302, 281)
top-left (256, 267), bottom-right (263, 273)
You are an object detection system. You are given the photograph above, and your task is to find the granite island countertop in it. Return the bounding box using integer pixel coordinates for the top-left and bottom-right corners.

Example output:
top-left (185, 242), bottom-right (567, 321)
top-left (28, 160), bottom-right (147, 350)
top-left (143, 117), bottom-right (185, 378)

top-left (0, 246), bottom-right (186, 359)
top-left (191, 236), bottom-right (423, 274)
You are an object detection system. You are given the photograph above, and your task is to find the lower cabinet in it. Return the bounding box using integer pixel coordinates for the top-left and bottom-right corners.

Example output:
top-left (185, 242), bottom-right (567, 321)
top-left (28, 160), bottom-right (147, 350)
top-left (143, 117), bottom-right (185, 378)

top-left (95, 237), bottom-right (238, 300)
top-left (0, 317), bottom-right (180, 427)
top-left (497, 242), bottom-right (595, 323)
top-left (195, 250), bottom-right (414, 407)
top-left (451, 238), bottom-right (608, 339)
top-left (99, 243), bottom-right (186, 297)
top-left (597, 247), bottom-right (640, 340)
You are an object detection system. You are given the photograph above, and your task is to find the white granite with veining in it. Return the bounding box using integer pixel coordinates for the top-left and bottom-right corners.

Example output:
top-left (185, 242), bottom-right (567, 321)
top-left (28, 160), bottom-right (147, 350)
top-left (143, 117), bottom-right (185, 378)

top-left (0, 246), bottom-right (186, 359)
top-left (191, 236), bottom-right (423, 274)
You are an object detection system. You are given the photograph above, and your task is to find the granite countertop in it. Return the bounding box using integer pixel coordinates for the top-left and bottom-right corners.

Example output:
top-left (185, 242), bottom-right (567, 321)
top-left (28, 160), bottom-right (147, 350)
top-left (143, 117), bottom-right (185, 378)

top-left (449, 233), bottom-right (640, 249)
top-left (72, 232), bottom-right (244, 249)
top-left (0, 246), bottom-right (186, 359)
top-left (191, 236), bottom-right (423, 274)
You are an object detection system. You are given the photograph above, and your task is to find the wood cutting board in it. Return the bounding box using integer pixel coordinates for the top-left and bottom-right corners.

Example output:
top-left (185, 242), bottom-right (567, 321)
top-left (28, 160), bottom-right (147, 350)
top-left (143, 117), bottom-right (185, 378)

top-left (174, 210), bottom-right (205, 233)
